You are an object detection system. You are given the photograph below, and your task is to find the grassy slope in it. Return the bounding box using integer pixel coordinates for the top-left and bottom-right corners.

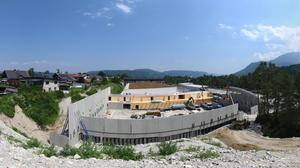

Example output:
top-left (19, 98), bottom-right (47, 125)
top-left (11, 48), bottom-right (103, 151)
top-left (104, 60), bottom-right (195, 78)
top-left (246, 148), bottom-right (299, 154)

top-left (0, 86), bottom-right (63, 128)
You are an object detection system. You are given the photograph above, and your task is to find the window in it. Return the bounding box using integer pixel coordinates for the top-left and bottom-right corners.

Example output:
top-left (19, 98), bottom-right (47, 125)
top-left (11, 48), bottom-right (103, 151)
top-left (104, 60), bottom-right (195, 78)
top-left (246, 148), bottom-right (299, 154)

top-left (135, 105), bottom-right (139, 109)
top-left (108, 97), bottom-right (111, 101)
top-left (168, 96), bottom-right (170, 100)
top-left (123, 97), bottom-right (126, 101)
top-left (45, 81), bottom-right (49, 85)
top-left (123, 104), bottom-right (131, 109)
top-left (151, 97), bottom-right (154, 101)
top-left (178, 95), bottom-right (185, 99)
top-left (54, 81), bottom-right (57, 84)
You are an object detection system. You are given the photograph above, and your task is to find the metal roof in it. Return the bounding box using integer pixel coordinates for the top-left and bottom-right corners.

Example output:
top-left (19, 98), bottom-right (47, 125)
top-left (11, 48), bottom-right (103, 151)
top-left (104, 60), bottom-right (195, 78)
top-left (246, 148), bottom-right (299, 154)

top-left (3, 70), bottom-right (30, 79)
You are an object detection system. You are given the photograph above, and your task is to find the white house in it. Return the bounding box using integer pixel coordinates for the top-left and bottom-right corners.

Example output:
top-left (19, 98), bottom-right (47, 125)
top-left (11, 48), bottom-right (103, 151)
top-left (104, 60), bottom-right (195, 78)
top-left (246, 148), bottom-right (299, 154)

top-left (43, 80), bottom-right (59, 92)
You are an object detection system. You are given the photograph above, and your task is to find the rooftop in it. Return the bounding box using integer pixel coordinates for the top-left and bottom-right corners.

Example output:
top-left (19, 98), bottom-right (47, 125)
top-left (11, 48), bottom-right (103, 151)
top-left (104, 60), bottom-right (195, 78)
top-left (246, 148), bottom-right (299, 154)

top-left (128, 82), bottom-right (170, 89)
top-left (120, 82), bottom-right (208, 96)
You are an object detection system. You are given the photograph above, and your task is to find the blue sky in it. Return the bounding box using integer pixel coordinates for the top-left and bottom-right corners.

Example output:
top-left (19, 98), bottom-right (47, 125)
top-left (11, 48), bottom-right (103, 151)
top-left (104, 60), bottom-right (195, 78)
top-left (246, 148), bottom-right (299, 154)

top-left (1, 0), bottom-right (300, 74)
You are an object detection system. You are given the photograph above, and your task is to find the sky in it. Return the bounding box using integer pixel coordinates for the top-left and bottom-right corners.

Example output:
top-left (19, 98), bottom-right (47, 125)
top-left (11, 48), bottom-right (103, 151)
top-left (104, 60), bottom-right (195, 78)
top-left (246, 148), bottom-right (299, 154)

top-left (1, 0), bottom-right (300, 74)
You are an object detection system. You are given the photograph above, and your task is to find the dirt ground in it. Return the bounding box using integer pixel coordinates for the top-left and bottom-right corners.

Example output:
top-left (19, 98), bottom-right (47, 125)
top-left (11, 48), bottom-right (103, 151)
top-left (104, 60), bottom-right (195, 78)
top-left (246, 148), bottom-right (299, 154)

top-left (209, 127), bottom-right (300, 151)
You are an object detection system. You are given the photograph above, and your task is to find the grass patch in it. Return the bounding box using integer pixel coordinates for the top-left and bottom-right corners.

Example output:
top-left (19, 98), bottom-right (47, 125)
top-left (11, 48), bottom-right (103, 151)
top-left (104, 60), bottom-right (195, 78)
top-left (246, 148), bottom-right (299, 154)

top-left (22, 138), bottom-right (42, 149)
top-left (78, 140), bottom-right (102, 159)
top-left (196, 149), bottom-right (219, 159)
top-left (102, 144), bottom-right (143, 161)
top-left (69, 88), bottom-right (85, 96)
top-left (71, 94), bottom-right (86, 103)
top-left (93, 81), bottom-right (124, 94)
top-left (39, 145), bottom-right (58, 157)
top-left (59, 144), bottom-right (79, 157)
top-left (69, 87), bottom-right (86, 103)
top-left (0, 96), bottom-right (16, 118)
top-left (86, 87), bottom-right (97, 96)
top-left (7, 136), bottom-right (23, 145)
top-left (157, 141), bottom-right (178, 156)
top-left (184, 146), bottom-right (200, 153)
top-left (12, 127), bottom-right (28, 138)
top-left (148, 147), bottom-right (157, 156)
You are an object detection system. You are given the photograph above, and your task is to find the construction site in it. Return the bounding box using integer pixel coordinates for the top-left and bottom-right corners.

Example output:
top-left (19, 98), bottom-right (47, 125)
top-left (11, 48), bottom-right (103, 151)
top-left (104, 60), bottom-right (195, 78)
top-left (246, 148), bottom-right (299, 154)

top-left (49, 82), bottom-right (258, 147)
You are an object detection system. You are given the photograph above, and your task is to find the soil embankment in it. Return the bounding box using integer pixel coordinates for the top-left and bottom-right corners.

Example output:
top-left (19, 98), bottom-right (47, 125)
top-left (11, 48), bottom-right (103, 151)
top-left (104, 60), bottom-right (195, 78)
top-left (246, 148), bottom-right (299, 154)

top-left (209, 127), bottom-right (300, 151)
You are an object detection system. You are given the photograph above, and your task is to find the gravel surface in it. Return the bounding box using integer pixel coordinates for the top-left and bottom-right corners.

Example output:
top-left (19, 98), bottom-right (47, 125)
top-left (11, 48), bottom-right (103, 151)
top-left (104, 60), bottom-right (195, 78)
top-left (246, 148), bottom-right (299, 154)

top-left (1, 120), bottom-right (300, 168)
top-left (0, 136), bottom-right (300, 167)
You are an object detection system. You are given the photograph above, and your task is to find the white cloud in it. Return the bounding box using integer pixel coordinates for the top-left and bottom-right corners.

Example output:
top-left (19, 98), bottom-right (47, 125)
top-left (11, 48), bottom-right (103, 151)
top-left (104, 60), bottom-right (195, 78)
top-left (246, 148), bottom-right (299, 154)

top-left (241, 24), bottom-right (300, 61)
top-left (218, 24), bottom-right (233, 30)
top-left (240, 29), bottom-right (259, 40)
top-left (252, 51), bottom-right (281, 61)
top-left (116, 3), bottom-right (131, 14)
top-left (82, 7), bottom-right (112, 19)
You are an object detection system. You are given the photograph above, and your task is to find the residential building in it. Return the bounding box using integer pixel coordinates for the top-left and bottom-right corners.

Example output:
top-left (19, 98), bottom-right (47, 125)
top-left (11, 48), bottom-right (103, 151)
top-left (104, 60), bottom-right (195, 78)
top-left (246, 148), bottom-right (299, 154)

top-left (43, 80), bottom-right (59, 92)
top-left (1, 70), bottom-right (30, 86)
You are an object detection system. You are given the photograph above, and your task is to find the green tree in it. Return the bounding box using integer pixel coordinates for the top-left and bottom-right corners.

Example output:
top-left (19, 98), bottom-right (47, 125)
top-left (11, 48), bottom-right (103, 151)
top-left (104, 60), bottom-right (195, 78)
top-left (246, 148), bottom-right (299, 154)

top-left (28, 68), bottom-right (34, 77)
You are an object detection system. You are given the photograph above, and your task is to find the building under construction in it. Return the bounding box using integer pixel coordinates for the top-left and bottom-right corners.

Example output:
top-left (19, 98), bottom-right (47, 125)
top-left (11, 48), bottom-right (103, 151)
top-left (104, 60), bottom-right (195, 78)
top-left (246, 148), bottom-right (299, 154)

top-left (50, 83), bottom-right (256, 147)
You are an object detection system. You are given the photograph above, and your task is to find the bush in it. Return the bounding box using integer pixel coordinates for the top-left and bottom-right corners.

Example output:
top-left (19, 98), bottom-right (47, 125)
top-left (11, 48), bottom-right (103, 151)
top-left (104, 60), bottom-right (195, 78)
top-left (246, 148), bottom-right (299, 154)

top-left (0, 96), bottom-right (16, 118)
top-left (71, 94), bottom-right (85, 103)
top-left (78, 140), bottom-right (101, 159)
top-left (102, 144), bottom-right (143, 161)
top-left (53, 91), bottom-right (65, 100)
top-left (196, 150), bottom-right (219, 159)
top-left (86, 88), bottom-right (97, 96)
top-left (40, 145), bottom-right (58, 157)
top-left (69, 88), bottom-right (84, 97)
top-left (22, 138), bottom-right (41, 149)
top-left (157, 141), bottom-right (178, 156)
top-left (59, 145), bottom-right (79, 157)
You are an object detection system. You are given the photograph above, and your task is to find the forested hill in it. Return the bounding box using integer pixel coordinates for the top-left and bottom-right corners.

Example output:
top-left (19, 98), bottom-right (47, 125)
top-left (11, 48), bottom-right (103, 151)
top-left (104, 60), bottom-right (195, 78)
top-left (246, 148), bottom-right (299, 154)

top-left (235, 52), bottom-right (300, 76)
top-left (282, 64), bottom-right (300, 74)
top-left (88, 69), bottom-right (208, 78)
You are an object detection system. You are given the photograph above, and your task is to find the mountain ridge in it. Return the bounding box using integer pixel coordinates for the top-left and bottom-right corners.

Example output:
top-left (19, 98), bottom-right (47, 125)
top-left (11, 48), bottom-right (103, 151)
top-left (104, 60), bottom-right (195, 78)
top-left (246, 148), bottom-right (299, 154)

top-left (235, 52), bottom-right (300, 76)
top-left (88, 69), bottom-right (208, 78)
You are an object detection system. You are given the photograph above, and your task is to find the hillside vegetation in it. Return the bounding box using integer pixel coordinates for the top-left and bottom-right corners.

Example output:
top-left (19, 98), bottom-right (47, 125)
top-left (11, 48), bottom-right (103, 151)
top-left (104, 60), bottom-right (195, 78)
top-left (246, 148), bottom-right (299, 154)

top-left (235, 52), bottom-right (300, 76)
top-left (0, 86), bottom-right (64, 128)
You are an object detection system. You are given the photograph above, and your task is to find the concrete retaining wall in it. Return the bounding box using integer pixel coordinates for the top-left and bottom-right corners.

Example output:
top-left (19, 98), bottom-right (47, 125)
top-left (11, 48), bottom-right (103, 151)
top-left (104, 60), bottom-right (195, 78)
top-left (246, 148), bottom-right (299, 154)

top-left (50, 88), bottom-right (239, 146)
top-left (230, 87), bottom-right (258, 113)
top-left (80, 104), bottom-right (238, 144)
top-left (49, 132), bottom-right (69, 147)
